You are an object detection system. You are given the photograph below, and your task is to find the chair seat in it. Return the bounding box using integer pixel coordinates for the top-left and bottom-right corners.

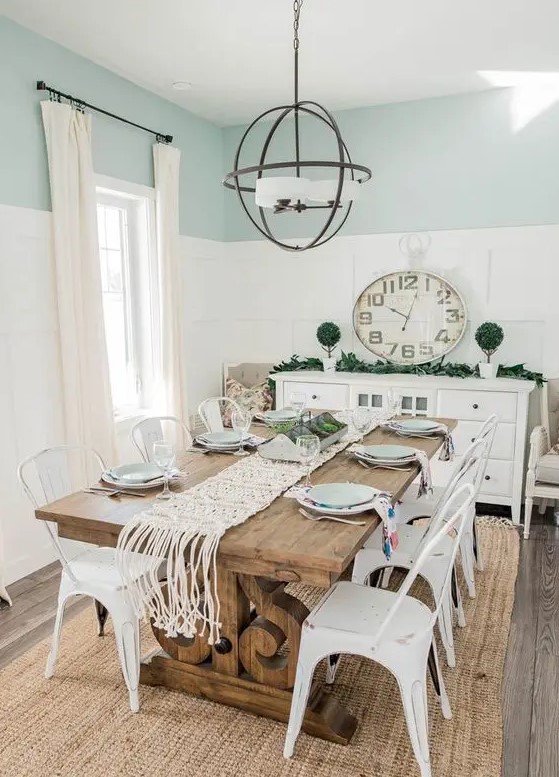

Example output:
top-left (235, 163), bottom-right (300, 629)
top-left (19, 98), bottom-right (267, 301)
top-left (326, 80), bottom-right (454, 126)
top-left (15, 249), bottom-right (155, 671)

top-left (68, 547), bottom-right (161, 590)
top-left (396, 486), bottom-right (444, 523)
top-left (536, 451), bottom-right (559, 486)
top-left (362, 521), bottom-right (454, 561)
top-left (308, 581), bottom-right (432, 644)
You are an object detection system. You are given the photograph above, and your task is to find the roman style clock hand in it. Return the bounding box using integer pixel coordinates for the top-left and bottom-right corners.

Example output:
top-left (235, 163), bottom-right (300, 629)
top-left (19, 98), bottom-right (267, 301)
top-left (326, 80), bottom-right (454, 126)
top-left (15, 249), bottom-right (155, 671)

top-left (401, 291), bottom-right (418, 331)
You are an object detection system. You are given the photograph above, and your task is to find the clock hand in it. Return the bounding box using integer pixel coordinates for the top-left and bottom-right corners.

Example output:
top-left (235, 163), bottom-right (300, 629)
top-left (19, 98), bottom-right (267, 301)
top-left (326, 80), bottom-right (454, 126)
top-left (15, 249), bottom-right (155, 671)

top-left (386, 305), bottom-right (407, 319)
top-left (401, 291), bottom-right (418, 331)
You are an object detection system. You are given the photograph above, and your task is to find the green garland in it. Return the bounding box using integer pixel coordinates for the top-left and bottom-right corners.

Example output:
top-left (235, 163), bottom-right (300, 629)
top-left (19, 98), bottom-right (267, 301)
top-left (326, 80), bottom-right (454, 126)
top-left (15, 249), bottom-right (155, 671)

top-left (270, 352), bottom-right (545, 387)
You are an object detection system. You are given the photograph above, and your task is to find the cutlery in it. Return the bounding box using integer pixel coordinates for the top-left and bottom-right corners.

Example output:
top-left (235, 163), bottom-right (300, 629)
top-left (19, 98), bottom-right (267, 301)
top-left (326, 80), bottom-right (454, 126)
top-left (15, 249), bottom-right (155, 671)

top-left (85, 487), bottom-right (147, 497)
top-left (298, 507), bottom-right (367, 526)
top-left (357, 460), bottom-right (413, 472)
top-left (186, 447), bottom-right (210, 454)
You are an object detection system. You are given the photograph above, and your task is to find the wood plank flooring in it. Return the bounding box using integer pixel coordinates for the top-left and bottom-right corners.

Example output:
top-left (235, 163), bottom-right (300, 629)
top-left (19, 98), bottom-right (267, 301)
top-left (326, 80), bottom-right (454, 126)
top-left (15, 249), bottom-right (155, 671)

top-left (1, 513), bottom-right (558, 776)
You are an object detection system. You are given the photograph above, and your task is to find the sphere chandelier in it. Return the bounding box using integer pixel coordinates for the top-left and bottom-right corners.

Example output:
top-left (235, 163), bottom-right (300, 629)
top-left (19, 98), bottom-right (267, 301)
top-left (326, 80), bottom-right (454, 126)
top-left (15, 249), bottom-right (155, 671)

top-left (223, 0), bottom-right (372, 252)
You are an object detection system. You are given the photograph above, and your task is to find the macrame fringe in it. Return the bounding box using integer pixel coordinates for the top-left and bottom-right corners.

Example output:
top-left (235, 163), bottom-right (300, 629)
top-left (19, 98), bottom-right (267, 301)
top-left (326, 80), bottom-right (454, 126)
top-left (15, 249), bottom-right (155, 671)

top-left (476, 514), bottom-right (518, 529)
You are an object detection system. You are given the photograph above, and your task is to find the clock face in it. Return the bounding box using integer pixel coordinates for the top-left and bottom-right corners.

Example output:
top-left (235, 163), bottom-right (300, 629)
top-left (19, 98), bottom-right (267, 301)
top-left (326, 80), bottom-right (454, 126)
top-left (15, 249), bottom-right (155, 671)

top-left (353, 271), bottom-right (467, 365)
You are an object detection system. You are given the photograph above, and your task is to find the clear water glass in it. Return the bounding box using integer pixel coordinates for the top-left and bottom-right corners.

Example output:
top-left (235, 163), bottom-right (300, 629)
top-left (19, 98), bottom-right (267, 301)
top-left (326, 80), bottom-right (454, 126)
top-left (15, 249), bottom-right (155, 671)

top-left (232, 408), bottom-right (252, 456)
top-left (289, 391), bottom-right (306, 421)
top-left (387, 389), bottom-right (403, 419)
top-left (352, 407), bottom-right (372, 443)
top-left (153, 441), bottom-right (176, 500)
top-left (296, 434), bottom-right (321, 486)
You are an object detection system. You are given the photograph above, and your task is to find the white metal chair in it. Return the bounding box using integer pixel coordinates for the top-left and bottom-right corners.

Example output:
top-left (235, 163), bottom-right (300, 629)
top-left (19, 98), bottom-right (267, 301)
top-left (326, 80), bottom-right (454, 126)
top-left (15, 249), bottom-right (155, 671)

top-left (351, 436), bottom-right (488, 669)
top-left (197, 396), bottom-right (243, 433)
top-left (524, 379), bottom-right (559, 538)
top-left (130, 415), bottom-right (193, 462)
top-left (394, 414), bottom-right (497, 594)
top-left (284, 484), bottom-right (476, 777)
top-left (17, 445), bottom-right (160, 712)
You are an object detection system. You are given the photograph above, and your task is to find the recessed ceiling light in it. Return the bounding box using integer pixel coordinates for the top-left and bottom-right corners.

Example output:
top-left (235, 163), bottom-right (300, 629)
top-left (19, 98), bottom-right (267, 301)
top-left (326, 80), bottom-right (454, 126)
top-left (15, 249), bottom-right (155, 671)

top-left (172, 81), bottom-right (192, 91)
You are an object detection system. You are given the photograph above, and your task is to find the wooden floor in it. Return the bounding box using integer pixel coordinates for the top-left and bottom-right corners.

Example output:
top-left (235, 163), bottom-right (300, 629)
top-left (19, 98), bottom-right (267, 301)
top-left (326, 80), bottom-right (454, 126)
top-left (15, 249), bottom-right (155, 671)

top-left (1, 512), bottom-right (558, 777)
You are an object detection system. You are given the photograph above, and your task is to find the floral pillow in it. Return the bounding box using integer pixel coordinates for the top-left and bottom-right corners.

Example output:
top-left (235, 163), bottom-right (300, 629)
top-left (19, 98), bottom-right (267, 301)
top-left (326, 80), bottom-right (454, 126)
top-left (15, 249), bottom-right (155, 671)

top-left (224, 377), bottom-right (274, 426)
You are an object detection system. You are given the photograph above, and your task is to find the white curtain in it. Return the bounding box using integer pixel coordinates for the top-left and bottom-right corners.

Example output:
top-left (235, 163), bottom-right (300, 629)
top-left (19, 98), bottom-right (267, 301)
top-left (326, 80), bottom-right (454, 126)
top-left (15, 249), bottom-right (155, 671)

top-left (153, 144), bottom-right (189, 422)
top-left (41, 101), bottom-right (116, 466)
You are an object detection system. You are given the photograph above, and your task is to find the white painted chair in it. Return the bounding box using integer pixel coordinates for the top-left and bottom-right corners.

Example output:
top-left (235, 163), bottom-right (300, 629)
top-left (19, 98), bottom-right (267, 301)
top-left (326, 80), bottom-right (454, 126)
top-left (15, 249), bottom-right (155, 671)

top-left (17, 445), bottom-right (160, 712)
top-left (130, 415), bottom-right (192, 462)
top-left (197, 396), bottom-right (243, 433)
top-left (524, 379), bottom-right (559, 538)
top-left (351, 436), bottom-right (487, 669)
top-left (394, 414), bottom-right (497, 595)
top-left (284, 484), bottom-right (476, 777)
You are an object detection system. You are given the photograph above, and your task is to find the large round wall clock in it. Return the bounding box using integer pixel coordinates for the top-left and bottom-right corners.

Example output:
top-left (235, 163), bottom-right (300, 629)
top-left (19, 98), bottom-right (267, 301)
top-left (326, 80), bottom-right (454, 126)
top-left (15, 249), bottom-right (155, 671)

top-left (353, 270), bottom-right (467, 365)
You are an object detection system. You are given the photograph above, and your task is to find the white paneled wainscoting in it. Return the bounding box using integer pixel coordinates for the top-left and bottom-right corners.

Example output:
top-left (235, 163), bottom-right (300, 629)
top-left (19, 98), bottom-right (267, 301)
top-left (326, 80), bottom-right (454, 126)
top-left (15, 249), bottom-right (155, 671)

top-left (1, 200), bottom-right (558, 584)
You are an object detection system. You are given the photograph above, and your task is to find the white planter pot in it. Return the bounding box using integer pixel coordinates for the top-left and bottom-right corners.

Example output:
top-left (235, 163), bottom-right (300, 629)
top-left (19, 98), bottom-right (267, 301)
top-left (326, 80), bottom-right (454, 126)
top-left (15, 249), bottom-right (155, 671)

top-left (322, 357), bottom-right (336, 373)
top-left (478, 362), bottom-right (498, 379)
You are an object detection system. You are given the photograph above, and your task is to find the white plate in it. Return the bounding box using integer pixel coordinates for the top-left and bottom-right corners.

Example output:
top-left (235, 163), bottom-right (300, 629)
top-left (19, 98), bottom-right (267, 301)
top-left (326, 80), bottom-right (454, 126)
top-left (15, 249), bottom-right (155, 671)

top-left (197, 431), bottom-right (250, 445)
top-left (307, 482), bottom-right (377, 509)
top-left (259, 410), bottom-right (298, 421)
top-left (102, 472), bottom-right (165, 490)
top-left (393, 419), bottom-right (441, 432)
top-left (296, 494), bottom-right (381, 516)
top-left (355, 452), bottom-right (416, 467)
top-left (106, 463), bottom-right (163, 484)
top-left (361, 444), bottom-right (416, 460)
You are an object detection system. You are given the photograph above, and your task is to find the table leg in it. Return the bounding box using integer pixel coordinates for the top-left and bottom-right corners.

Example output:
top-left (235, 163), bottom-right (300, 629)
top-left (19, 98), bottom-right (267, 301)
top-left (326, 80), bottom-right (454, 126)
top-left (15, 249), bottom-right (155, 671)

top-left (141, 566), bottom-right (357, 744)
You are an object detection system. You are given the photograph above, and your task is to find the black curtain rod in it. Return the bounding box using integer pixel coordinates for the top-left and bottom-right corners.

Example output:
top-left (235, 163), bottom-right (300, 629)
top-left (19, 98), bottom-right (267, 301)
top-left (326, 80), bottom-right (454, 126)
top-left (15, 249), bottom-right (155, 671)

top-left (36, 80), bottom-right (173, 144)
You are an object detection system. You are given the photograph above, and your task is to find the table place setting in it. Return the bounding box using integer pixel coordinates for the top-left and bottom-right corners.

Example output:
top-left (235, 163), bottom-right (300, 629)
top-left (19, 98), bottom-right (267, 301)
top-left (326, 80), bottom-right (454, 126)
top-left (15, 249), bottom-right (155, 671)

top-left (349, 442), bottom-right (433, 497)
top-left (380, 417), bottom-right (455, 460)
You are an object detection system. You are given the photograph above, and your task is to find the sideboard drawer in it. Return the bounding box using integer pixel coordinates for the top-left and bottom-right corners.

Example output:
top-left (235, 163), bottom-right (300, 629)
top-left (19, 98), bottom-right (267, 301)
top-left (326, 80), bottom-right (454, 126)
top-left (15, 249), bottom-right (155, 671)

top-left (479, 459), bottom-right (514, 496)
top-left (452, 420), bottom-right (516, 460)
top-left (438, 389), bottom-right (517, 423)
top-left (282, 381), bottom-right (348, 411)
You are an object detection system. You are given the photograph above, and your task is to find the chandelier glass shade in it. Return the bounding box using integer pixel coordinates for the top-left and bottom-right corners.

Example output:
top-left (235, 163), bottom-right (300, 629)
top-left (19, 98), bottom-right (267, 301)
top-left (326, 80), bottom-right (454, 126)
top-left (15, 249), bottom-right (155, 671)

top-left (222, 1), bottom-right (372, 252)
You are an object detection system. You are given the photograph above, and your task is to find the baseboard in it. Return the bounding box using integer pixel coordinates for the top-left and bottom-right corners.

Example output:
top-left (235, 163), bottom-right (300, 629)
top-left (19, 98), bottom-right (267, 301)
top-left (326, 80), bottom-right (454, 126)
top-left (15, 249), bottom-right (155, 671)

top-left (4, 542), bottom-right (57, 587)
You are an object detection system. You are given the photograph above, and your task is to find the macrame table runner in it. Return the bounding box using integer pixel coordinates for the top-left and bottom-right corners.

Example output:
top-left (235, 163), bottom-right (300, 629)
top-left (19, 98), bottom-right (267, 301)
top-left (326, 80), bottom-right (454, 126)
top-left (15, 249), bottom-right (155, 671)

top-left (116, 422), bottom-right (430, 644)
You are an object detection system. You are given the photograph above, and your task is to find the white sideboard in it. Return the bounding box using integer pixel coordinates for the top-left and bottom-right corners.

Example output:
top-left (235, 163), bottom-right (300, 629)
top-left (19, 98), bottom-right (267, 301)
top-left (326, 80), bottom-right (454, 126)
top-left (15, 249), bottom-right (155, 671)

top-left (271, 371), bottom-right (535, 523)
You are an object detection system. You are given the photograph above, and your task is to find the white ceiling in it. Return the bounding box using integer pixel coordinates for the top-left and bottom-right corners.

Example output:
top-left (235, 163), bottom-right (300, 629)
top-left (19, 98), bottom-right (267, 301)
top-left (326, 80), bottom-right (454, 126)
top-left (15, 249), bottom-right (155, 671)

top-left (2, 0), bottom-right (559, 126)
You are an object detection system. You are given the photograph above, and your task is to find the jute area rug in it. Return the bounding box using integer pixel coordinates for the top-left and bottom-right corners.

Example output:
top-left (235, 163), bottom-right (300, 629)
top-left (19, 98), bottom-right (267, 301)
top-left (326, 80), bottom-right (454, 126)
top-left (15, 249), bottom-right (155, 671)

top-left (0, 520), bottom-right (518, 777)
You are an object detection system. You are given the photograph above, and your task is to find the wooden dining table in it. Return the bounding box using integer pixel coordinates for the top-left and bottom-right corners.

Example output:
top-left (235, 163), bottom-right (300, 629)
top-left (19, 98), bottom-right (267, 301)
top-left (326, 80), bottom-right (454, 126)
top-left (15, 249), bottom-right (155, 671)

top-left (35, 417), bottom-right (456, 745)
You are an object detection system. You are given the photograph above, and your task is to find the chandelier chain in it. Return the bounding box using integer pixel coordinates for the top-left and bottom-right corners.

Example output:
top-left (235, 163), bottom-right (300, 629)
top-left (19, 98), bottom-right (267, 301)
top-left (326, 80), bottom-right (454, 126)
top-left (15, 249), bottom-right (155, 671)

top-left (293, 0), bottom-right (303, 51)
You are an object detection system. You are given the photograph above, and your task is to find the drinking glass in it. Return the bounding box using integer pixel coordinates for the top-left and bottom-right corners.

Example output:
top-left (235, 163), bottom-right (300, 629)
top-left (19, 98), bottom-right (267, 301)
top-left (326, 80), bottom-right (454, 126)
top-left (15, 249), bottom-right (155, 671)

top-left (387, 389), bottom-right (403, 419)
top-left (296, 434), bottom-right (321, 486)
top-left (289, 391), bottom-right (306, 421)
top-left (352, 407), bottom-right (372, 443)
top-left (232, 408), bottom-right (252, 456)
top-left (153, 441), bottom-right (176, 500)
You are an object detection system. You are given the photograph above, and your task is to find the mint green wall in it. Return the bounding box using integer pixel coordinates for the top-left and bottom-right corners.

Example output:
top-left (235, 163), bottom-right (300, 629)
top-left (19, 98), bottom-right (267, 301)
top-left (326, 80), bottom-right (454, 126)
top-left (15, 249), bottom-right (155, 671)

top-left (222, 89), bottom-right (559, 241)
top-left (0, 16), bottom-right (224, 240)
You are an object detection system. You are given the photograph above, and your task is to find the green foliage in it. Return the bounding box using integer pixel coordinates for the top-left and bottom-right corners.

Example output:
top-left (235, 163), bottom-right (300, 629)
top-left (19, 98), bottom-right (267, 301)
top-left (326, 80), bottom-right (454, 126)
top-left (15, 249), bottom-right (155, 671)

top-left (270, 352), bottom-right (545, 387)
top-left (475, 322), bottom-right (504, 362)
top-left (316, 321), bottom-right (341, 357)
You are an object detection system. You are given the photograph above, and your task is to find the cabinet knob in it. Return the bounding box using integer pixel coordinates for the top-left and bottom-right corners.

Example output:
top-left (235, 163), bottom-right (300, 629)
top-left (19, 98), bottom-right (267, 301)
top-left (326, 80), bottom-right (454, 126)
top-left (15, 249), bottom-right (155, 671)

top-left (473, 403), bottom-right (479, 409)
top-left (485, 475), bottom-right (490, 481)
top-left (311, 394), bottom-right (318, 400)
top-left (471, 438), bottom-right (475, 443)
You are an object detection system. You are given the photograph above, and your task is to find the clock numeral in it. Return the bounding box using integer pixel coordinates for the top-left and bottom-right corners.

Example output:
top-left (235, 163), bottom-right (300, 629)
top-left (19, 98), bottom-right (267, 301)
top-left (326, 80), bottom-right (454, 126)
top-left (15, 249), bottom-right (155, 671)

top-left (419, 343), bottom-right (434, 357)
top-left (367, 293), bottom-right (384, 307)
top-left (388, 343), bottom-right (398, 356)
top-left (435, 329), bottom-right (450, 343)
top-left (403, 273), bottom-right (418, 291)
top-left (436, 288), bottom-right (451, 305)
top-left (368, 331), bottom-right (383, 344)
top-left (401, 344), bottom-right (415, 358)
top-left (425, 276), bottom-right (431, 292)
top-left (359, 311), bottom-right (372, 325)
top-left (445, 308), bottom-right (460, 323)
top-left (382, 279), bottom-right (397, 294)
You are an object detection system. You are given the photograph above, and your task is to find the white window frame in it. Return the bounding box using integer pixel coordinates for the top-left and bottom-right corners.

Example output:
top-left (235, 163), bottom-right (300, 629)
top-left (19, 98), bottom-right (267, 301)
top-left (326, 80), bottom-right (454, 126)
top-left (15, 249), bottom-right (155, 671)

top-left (95, 175), bottom-right (160, 418)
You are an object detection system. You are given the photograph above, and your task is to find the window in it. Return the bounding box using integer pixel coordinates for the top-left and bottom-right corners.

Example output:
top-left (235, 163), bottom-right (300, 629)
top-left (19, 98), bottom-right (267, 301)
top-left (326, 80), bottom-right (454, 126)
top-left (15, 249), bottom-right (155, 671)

top-left (95, 177), bottom-right (159, 415)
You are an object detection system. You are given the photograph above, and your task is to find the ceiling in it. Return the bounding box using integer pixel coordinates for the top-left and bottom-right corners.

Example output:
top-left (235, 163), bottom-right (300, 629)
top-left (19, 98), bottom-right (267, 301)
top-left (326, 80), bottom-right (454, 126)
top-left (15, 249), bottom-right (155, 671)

top-left (2, 0), bottom-right (559, 126)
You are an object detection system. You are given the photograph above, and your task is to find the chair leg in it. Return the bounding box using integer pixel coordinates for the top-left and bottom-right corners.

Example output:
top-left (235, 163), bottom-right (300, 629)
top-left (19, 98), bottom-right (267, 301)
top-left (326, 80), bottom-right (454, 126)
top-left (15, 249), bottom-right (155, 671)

top-left (459, 532), bottom-right (477, 599)
top-left (472, 516), bottom-right (484, 571)
top-left (524, 496), bottom-right (534, 540)
top-left (451, 566), bottom-right (466, 628)
top-left (438, 592), bottom-right (456, 669)
top-left (113, 617), bottom-right (140, 713)
top-left (325, 654), bottom-right (341, 685)
top-left (538, 498), bottom-right (548, 515)
top-left (284, 647), bottom-right (318, 758)
top-left (45, 594), bottom-right (70, 679)
top-left (399, 675), bottom-right (432, 777)
top-left (94, 599), bottom-right (109, 636)
top-left (427, 639), bottom-right (452, 719)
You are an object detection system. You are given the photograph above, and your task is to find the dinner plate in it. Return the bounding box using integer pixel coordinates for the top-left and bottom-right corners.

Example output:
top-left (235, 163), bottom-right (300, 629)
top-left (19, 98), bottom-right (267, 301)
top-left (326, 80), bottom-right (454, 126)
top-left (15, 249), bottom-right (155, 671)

top-left (107, 463), bottom-right (163, 484)
top-left (393, 419), bottom-right (441, 432)
top-left (259, 409), bottom-right (299, 422)
top-left (296, 496), bottom-right (380, 516)
top-left (361, 444), bottom-right (416, 461)
top-left (197, 431), bottom-right (250, 446)
top-left (102, 467), bottom-right (165, 490)
top-left (306, 482), bottom-right (377, 509)
top-left (354, 452), bottom-right (415, 467)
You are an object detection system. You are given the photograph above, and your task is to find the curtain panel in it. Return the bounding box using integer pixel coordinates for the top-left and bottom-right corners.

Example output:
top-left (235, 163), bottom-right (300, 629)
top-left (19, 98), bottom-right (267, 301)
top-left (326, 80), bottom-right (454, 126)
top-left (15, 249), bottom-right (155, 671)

top-left (153, 144), bottom-right (189, 424)
top-left (41, 101), bottom-right (116, 467)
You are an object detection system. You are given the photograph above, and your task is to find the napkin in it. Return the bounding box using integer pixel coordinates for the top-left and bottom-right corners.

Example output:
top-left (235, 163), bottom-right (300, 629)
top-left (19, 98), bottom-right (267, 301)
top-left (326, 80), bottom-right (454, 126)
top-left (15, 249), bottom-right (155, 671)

top-left (382, 421), bottom-right (454, 462)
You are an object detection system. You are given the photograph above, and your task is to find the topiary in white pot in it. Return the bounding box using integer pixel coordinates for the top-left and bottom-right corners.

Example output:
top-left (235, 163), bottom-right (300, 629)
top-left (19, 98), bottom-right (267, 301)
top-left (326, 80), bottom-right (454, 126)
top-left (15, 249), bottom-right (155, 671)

top-left (316, 321), bottom-right (341, 372)
top-left (475, 321), bottom-right (504, 379)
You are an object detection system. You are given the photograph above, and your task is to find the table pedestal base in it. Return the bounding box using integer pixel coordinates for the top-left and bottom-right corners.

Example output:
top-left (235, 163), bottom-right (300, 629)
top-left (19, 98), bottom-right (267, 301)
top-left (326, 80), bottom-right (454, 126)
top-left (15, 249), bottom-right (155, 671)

top-left (140, 653), bottom-right (357, 745)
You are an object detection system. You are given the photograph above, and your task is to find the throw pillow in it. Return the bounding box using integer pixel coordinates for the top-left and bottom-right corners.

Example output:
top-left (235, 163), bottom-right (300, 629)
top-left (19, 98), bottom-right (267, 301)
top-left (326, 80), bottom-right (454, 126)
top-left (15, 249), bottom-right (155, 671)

top-left (224, 377), bottom-right (274, 426)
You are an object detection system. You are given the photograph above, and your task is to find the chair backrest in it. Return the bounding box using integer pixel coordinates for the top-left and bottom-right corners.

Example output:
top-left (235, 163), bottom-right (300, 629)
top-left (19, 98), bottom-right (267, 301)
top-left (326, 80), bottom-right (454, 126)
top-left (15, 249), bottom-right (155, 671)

top-left (541, 379), bottom-right (559, 446)
top-left (17, 445), bottom-right (106, 578)
top-left (130, 415), bottom-right (193, 462)
top-left (198, 397), bottom-right (243, 433)
top-left (372, 483), bottom-right (475, 648)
